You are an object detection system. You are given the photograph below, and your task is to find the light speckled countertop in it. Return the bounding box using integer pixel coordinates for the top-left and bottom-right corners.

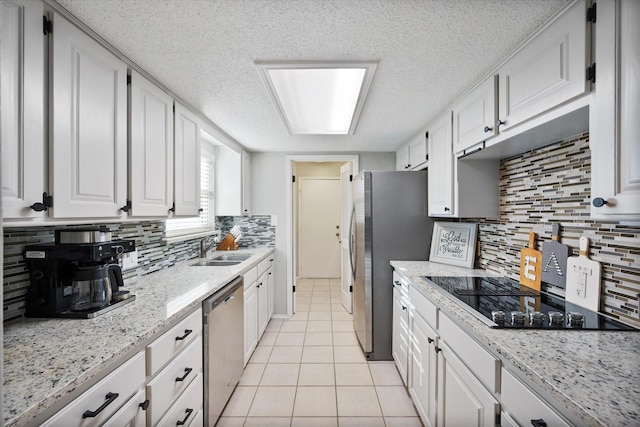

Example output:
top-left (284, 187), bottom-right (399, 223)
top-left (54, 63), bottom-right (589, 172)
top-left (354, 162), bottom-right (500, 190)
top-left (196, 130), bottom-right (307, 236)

top-left (391, 261), bottom-right (640, 427)
top-left (3, 248), bottom-right (274, 427)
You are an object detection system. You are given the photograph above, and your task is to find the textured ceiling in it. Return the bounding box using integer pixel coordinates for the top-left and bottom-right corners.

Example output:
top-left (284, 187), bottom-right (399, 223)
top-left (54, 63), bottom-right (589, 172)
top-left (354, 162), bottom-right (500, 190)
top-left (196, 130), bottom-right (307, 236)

top-left (54, 0), bottom-right (569, 153)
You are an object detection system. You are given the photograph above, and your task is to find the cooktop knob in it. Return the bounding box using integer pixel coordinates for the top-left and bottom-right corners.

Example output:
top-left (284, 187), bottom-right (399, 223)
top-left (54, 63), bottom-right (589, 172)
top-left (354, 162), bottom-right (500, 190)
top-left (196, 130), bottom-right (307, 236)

top-left (491, 311), bottom-right (506, 325)
top-left (529, 311), bottom-right (545, 327)
top-left (511, 311), bottom-right (526, 325)
top-left (568, 312), bottom-right (585, 328)
top-left (548, 311), bottom-right (564, 327)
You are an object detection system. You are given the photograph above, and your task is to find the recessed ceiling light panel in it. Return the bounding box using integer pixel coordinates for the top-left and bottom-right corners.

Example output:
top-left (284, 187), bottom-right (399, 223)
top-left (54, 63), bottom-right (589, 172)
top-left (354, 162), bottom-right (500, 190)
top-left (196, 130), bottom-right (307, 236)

top-left (256, 61), bottom-right (378, 135)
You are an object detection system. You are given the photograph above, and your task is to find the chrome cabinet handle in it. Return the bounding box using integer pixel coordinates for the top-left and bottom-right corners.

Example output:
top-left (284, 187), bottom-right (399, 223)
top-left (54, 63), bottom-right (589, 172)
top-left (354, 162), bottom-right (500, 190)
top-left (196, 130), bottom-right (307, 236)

top-left (82, 392), bottom-right (119, 418)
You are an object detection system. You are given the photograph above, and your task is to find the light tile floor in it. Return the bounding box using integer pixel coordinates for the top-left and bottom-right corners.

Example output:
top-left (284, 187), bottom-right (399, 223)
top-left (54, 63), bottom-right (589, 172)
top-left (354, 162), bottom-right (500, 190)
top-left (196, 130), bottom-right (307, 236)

top-left (217, 278), bottom-right (423, 427)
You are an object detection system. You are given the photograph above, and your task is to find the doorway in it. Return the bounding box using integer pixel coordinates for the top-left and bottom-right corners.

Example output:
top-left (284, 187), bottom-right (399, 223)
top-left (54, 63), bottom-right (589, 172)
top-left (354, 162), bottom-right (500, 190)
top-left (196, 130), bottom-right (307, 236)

top-left (285, 155), bottom-right (359, 317)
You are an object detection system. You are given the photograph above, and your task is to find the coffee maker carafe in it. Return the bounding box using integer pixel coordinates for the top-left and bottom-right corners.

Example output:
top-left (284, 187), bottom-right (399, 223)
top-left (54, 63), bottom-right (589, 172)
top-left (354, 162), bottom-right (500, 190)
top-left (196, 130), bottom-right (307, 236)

top-left (24, 227), bottom-right (135, 319)
top-left (70, 264), bottom-right (125, 311)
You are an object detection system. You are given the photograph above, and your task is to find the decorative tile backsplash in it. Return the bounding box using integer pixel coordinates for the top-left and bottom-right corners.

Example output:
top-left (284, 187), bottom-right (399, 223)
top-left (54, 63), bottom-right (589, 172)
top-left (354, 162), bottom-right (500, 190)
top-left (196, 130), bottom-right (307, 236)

top-left (2, 216), bottom-right (275, 323)
top-left (467, 132), bottom-right (640, 328)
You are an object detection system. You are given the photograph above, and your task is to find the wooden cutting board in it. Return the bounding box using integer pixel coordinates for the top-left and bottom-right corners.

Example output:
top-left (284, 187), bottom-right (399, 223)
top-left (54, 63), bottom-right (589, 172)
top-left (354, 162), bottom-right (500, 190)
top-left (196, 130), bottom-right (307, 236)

top-left (520, 231), bottom-right (542, 290)
top-left (541, 223), bottom-right (570, 288)
top-left (565, 236), bottom-right (602, 311)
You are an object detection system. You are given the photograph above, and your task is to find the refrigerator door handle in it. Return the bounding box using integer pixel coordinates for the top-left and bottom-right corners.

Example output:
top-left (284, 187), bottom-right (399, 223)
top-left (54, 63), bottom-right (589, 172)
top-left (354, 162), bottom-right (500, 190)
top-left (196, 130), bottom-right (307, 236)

top-left (348, 204), bottom-right (356, 281)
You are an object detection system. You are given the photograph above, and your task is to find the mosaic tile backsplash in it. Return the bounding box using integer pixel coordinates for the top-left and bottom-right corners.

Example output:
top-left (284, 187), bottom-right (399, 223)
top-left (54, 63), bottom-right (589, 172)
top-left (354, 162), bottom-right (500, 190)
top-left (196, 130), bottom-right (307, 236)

top-left (466, 132), bottom-right (640, 328)
top-left (3, 216), bottom-right (274, 322)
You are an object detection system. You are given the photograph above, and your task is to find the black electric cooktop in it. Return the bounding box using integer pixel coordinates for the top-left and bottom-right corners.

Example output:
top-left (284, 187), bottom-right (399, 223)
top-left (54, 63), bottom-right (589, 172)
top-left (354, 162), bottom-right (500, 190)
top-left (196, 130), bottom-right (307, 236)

top-left (422, 276), bottom-right (637, 330)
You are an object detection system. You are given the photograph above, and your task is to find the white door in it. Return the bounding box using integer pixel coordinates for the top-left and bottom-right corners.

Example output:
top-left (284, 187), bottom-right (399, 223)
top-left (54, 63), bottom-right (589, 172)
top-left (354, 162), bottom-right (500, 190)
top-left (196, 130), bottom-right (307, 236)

top-left (340, 162), bottom-right (353, 313)
top-left (298, 178), bottom-right (341, 278)
top-left (129, 70), bottom-right (174, 217)
top-left (1, 0), bottom-right (46, 219)
top-left (428, 112), bottom-right (454, 216)
top-left (50, 12), bottom-right (128, 218)
top-left (173, 103), bottom-right (202, 216)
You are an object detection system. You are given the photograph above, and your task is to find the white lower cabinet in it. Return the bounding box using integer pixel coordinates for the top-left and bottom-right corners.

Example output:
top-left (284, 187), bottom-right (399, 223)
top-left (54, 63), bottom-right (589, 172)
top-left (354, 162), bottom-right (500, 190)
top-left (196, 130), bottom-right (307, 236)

top-left (156, 373), bottom-right (203, 427)
top-left (102, 389), bottom-right (147, 427)
top-left (437, 340), bottom-right (499, 427)
top-left (501, 368), bottom-right (570, 427)
top-left (245, 261), bottom-right (275, 365)
top-left (392, 282), bottom-right (410, 385)
top-left (147, 335), bottom-right (203, 425)
top-left (41, 352), bottom-right (146, 426)
top-left (409, 311), bottom-right (437, 427)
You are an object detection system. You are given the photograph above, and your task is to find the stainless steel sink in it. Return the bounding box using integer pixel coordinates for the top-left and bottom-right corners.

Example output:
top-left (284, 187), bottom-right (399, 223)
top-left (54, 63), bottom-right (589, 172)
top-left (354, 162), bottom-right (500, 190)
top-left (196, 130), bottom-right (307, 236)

top-left (212, 254), bottom-right (252, 262)
top-left (191, 260), bottom-right (242, 267)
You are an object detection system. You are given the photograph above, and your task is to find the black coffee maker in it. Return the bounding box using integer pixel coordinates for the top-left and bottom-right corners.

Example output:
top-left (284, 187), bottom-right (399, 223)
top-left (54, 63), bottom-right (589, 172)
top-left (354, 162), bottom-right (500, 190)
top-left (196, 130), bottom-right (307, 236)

top-left (24, 227), bottom-right (136, 319)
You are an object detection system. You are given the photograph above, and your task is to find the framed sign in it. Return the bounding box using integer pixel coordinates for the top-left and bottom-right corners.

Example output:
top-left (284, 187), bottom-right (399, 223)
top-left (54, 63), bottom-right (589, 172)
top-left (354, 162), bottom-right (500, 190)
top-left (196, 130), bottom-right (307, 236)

top-left (429, 222), bottom-right (478, 268)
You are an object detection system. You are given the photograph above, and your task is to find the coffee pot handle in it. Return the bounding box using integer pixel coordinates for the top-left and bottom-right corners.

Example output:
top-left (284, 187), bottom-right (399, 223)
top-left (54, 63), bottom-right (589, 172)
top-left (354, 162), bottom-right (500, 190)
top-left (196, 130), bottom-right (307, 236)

top-left (107, 264), bottom-right (125, 291)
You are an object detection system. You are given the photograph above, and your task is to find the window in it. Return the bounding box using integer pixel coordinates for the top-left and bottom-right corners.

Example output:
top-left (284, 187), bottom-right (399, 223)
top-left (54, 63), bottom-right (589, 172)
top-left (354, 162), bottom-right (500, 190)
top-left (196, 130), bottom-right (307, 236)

top-left (165, 153), bottom-right (215, 236)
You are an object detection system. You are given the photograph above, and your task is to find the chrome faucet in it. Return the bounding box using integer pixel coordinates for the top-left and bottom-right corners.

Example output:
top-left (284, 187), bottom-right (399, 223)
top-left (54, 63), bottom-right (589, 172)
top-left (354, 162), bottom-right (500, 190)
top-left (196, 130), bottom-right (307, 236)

top-left (200, 235), bottom-right (220, 258)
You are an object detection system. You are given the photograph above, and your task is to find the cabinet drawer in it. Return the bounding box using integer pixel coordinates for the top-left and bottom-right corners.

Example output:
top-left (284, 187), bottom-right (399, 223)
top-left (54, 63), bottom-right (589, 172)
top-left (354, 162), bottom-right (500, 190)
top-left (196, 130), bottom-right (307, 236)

top-left (244, 266), bottom-right (258, 288)
top-left (501, 368), bottom-right (570, 427)
top-left (408, 285), bottom-right (437, 330)
top-left (156, 373), bottom-right (203, 427)
top-left (257, 258), bottom-right (271, 276)
top-left (42, 351), bottom-right (145, 427)
top-left (147, 336), bottom-right (203, 425)
top-left (147, 308), bottom-right (202, 376)
top-left (392, 271), bottom-right (410, 300)
top-left (439, 312), bottom-right (500, 393)
top-left (102, 389), bottom-right (146, 427)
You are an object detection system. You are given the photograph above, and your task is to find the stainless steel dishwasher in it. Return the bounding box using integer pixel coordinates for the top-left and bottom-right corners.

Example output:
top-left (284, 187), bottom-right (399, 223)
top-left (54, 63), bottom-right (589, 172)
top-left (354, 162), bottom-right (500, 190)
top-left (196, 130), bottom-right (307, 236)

top-left (203, 275), bottom-right (244, 426)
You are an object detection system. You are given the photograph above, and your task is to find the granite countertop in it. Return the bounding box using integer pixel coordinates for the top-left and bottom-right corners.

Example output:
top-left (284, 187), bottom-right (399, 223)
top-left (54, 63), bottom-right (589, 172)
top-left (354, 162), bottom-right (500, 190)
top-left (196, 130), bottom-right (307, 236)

top-left (3, 248), bottom-right (275, 427)
top-left (391, 261), bottom-right (640, 427)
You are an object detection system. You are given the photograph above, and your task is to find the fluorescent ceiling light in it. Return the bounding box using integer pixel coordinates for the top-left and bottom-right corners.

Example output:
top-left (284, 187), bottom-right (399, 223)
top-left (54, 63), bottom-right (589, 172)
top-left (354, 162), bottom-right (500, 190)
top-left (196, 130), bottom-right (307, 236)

top-left (256, 61), bottom-right (378, 135)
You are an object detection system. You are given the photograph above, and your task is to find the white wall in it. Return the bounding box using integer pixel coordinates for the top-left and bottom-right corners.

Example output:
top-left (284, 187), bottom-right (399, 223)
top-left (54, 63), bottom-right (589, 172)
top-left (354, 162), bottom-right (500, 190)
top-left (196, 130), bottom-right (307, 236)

top-left (251, 152), bottom-right (394, 315)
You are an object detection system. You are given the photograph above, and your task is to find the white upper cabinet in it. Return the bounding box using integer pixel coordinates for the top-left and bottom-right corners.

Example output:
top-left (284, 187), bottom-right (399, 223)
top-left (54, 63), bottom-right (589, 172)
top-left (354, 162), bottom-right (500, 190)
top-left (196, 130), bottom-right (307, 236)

top-left (452, 75), bottom-right (497, 154)
top-left (214, 144), bottom-right (242, 216)
top-left (1, 0), bottom-right (45, 219)
top-left (496, 0), bottom-right (588, 133)
top-left (173, 103), bottom-right (202, 216)
top-left (428, 112), bottom-right (454, 216)
top-left (396, 144), bottom-right (410, 171)
top-left (49, 12), bottom-right (128, 218)
top-left (409, 133), bottom-right (428, 170)
top-left (590, 0), bottom-right (640, 219)
top-left (242, 150), bottom-right (252, 216)
top-left (128, 70), bottom-right (174, 217)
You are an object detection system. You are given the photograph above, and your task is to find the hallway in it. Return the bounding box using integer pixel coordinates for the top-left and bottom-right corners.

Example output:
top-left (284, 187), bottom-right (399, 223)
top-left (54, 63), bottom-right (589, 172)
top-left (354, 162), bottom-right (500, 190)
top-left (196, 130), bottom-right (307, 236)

top-left (217, 278), bottom-right (422, 427)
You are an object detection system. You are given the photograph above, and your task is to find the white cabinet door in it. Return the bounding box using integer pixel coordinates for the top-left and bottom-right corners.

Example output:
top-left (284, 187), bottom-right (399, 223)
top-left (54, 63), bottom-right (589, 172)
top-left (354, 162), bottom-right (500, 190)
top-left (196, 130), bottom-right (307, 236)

top-left (409, 312), bottom-right (437, 427)
top-left (396, 144), bottom-right (410, 171)
top-left (257, 272), bottom-right (270, 337)
top-left (453, 75), bottom-right (497, 154)
top-left (214, 144), bottom-right (242, 216)
top-left (49, 12), bottom-right (127, 218)
top-left (244, 281), bottom-right (258, 365)
top-left (428, 112), bottom-right (454, 216)
top-left (590, 0), bottom-right (640, 219)
top-left (409, 133), bottom-right (428, 170)
top-left (242, 150), bottom-right (252, 215)
top-left (129, 70), bottom-right (174, 217)
top-left (392, 284), bottom-right (410, 386)
top-left (267, 260), bottom-right (275, 319)
top-left (173, 103), bottom-right (201, 216)
top-left (436, 342), bottom-right (499, 427)
top-left (497, 0), bottom-right (588, 132)
top-left (1, 0), bottom-right (46, 219)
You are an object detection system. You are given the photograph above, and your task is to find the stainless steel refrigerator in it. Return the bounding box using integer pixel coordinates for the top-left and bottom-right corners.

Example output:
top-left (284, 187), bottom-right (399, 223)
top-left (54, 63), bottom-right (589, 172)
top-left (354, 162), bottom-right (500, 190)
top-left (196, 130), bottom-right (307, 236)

top-left (350, 170), bottom-right (433, 360)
